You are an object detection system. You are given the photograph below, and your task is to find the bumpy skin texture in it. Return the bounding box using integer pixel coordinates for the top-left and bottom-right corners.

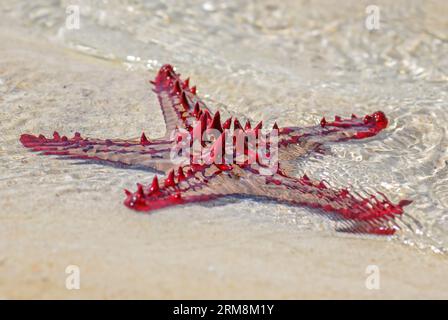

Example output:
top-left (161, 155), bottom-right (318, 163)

top-left (20, 64), bottom-right (411, 235)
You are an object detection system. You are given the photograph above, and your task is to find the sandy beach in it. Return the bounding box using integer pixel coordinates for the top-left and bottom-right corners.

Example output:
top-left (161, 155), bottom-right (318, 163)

top-left (1, 1), bottom-right (448, 299)
top-left (1, 26), bottom-right (447, 299)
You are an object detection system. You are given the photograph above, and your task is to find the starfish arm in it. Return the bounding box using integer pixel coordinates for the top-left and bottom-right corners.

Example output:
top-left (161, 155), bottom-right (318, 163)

top-left (238, 167), bottom-right (411, 235)
top-left (19, 131), bottom-right (176, 172)
top-left (153, 64), bottom-right (212, 137)
top-left (124, 164), bottom-right (237, 211)
top-left (278, 111), bottom-right (389, 160)
top-left (123, 157), bottom-right (412, 235)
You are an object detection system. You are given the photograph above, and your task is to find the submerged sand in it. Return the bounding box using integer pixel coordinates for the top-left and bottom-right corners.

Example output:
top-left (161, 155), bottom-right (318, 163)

top-left (1, 24), bottom-right (448, 299)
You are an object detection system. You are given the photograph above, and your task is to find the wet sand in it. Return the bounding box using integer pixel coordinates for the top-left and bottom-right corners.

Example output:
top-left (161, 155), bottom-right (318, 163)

top-left (1, 26), bottom-right (447, 299)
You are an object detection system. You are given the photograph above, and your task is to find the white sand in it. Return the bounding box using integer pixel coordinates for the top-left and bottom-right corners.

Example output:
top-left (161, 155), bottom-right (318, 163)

top-left (0, 27), bottom-right (447, 299)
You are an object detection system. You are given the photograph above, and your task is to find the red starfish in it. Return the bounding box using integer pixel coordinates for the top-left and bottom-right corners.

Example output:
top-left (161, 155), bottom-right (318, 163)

top-left (20, 64), bottom-right (411, 235)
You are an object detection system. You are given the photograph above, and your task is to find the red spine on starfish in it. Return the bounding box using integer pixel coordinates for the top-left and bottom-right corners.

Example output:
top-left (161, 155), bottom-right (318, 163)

top-left (19, 64), bottom-right (411, 235)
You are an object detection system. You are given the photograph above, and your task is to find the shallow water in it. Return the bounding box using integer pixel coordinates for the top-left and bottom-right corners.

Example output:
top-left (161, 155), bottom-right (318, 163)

top-left (1, 0), bottom-right (448, 253)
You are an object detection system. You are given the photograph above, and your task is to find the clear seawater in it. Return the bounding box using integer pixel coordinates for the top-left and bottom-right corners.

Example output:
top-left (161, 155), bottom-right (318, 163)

top-left (1, 0), bottom-right (448, 253)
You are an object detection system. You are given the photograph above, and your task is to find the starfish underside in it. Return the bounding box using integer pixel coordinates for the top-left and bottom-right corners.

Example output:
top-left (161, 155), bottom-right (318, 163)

top-left (20, 64), bottom-right (411, 235)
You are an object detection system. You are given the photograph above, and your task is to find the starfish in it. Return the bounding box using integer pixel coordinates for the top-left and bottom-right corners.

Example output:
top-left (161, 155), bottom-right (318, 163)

top-left (20, 64), bottom-right (411, 235)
